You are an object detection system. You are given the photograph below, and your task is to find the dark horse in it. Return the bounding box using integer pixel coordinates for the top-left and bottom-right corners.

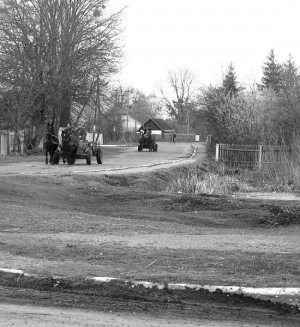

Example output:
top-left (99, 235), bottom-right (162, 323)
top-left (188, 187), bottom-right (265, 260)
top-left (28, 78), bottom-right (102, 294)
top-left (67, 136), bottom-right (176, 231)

top-left (60, 130), bottom-right (79, 165)
top-left (43, 122), bottom-right (59, 164)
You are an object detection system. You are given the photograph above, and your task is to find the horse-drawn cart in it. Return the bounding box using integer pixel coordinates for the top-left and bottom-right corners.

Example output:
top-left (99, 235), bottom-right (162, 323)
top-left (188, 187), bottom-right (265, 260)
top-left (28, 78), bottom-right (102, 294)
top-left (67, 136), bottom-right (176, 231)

top-left (53, 131), bottom-right (103, 165)
top-left (73, 141), bottom-right (103, 165)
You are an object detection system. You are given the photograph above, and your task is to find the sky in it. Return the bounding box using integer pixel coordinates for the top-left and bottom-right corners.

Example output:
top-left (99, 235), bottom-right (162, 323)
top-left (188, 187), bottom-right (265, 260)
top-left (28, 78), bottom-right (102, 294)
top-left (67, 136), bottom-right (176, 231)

top-left (108, 0), bottom-right (300, 95)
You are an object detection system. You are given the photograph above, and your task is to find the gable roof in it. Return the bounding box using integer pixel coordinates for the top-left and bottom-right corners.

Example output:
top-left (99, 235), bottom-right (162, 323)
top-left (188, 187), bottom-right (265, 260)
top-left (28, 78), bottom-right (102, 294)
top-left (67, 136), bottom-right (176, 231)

top-left (139, 118), bottom-right (174, 132)
top-left (128, 112), bottom-right (150, 125)
top-left (151, 118), bottom-right (174, 131)
top-left (163, 119), bottom-right (184, 133)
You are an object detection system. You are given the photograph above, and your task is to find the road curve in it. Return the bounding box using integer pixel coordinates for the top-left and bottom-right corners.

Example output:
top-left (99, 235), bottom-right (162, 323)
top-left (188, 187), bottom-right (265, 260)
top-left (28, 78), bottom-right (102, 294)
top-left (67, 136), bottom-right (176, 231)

top-left (0, 142), bottom-right (207, 176)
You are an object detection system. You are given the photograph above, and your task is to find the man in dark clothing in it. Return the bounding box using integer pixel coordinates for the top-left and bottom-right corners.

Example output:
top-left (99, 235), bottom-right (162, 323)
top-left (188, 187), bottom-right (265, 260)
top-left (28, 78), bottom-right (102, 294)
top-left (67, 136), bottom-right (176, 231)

top-left (64, 123), bottom-right (74, 136)
top-left (76, 123), bottom-right (87, 140)
top-left (172, 132), bottom-right (177, 144)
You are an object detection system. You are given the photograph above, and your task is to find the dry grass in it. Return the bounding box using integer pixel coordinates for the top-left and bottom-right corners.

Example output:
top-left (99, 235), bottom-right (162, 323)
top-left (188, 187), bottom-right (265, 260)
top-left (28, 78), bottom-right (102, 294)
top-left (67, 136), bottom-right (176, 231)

top-left (1, 143), bottom-right (300, 290)
top-left (0, 172), bottom-right (300, 288)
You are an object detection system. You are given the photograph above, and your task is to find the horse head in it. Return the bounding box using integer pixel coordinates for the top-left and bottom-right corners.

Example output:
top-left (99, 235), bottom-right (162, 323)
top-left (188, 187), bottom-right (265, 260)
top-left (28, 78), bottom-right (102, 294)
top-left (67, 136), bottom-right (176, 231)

top-left (61, 130), bottom-right (70, 144)
top-left (61, 130), bottom-right (79, 147)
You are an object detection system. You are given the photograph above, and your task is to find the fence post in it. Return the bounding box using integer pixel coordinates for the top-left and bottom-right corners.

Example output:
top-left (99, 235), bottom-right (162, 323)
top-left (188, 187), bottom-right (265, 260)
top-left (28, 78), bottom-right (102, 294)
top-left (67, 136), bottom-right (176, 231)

top-left (7, 130), bottom-right (10, 154)
top-left (215, 143), bottom-right (219, 162)
top-left (0, 131), bottom-right (8, 155)
top-left (258, 145), bottom-right (263, 169)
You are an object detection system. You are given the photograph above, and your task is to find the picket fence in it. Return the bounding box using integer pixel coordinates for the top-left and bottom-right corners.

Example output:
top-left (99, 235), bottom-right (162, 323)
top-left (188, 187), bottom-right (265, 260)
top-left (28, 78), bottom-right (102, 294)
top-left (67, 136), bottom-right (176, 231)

top-left (215, 143), bottom-right (297, 168)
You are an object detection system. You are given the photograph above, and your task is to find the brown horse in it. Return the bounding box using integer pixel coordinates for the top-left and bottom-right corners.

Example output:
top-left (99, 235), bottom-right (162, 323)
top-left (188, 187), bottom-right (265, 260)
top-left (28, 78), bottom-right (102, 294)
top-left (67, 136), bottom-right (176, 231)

top-left (43, 122), bottom-right (59, 164)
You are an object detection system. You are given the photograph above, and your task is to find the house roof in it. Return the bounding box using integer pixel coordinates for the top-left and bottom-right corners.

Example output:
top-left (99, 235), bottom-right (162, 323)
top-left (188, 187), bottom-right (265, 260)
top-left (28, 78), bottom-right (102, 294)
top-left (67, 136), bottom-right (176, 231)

top-left (128, 112), bottom-right (150, 125)
top-left (139, 118), bottom-right (174, 132)
top-left (163, 120), bottom-right (184, 133)
top-left (151, 118), bottom-right (174, 131)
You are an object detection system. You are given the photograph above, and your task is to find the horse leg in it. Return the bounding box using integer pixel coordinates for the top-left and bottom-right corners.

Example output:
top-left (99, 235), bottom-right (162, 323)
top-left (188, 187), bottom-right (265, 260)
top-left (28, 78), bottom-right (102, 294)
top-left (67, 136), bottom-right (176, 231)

top-left (49, 151), bottom-right (54, 165)
top-left (45, 149), bottom-right (49, 164)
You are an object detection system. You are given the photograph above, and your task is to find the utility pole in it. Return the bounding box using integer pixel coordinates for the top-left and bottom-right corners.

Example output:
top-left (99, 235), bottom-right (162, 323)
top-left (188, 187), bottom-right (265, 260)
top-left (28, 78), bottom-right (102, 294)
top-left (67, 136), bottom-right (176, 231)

top-left (124, 89), bottom-right (132, 141)
top-left (187, 104), bottom-right (190, 134)
top-left (96, 76), bottom-right (101, 143)
top-left (93, 75), bottom-right (100, 142)
top-left (126, 102), bottom-right (129, 139)
top-left (186, 102), bottom-right (192, 134)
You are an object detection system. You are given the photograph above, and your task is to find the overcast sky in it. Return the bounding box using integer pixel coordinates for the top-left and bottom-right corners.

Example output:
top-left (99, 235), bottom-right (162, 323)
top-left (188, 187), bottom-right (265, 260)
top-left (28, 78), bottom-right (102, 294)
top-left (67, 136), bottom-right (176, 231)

top-left (109, 0), bottom-right (300, 95)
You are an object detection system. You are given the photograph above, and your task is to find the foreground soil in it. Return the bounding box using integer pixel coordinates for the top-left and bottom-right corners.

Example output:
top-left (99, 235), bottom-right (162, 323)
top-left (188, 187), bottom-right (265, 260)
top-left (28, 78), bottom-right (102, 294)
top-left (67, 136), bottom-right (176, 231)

top-left (1, 281), bottom-right (299, 326)
top-left (0, 148), bottom-right (300, 325)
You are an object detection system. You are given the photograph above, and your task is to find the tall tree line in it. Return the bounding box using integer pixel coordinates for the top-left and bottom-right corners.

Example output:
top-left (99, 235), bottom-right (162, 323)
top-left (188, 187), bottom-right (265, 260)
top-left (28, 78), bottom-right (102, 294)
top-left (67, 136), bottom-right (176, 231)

top-left (193, 50), bottom-right (300, 145)
top-left (0, 0), bottom-right (123, 147)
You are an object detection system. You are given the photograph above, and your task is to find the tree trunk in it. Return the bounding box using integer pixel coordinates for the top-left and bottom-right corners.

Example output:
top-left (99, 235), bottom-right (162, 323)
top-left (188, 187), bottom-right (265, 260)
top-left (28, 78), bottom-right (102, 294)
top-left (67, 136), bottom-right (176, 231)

top-left (31, 118), bottom-right (45, 148)
top-left (60, 86), bottom-right (71, 127)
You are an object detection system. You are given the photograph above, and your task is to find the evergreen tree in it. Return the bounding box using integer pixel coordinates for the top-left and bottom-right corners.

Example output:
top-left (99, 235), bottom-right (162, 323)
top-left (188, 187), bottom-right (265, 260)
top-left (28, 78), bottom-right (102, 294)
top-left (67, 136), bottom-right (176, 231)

top-left (281, 54), bottom-right (299, 90)
top-left (222, 63), bottom-right (239, 97)
top-left (260, 49), bottom-right (282, 93)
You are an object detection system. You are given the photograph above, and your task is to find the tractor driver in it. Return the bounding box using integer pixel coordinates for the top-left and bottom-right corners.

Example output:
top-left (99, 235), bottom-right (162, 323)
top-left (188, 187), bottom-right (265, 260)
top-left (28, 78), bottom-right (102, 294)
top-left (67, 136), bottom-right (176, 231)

top-left (144, 127), bottom-right (151, 135)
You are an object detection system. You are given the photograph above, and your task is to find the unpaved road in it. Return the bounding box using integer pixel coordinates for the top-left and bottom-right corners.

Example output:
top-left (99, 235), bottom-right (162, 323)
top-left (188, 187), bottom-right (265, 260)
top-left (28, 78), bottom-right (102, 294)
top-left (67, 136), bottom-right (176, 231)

top-left (0, 142), bottom-right (205, 176)
top-left (1, 285), bottom-right (298, 327)
top-left (0, 302), bottom-right (286, 327)
top-left (1, 141), bottom-right (300, 326)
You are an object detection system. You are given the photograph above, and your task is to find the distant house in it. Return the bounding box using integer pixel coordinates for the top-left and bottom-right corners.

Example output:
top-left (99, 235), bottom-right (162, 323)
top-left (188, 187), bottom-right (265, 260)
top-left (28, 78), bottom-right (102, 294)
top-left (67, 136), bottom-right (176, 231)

top-left (137, 118), bottom-right (174, 140)
top-left (121, 112), bottom-right (150, 132)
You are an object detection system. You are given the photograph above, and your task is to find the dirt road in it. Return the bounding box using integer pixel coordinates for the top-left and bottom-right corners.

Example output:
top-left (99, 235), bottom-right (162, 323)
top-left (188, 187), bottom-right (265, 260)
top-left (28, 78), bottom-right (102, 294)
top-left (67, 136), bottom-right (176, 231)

top-left (0, 142), bottom-right (205, 176)
top-left (0, 302), bottom-right (271, 327)
top-left (1, 141), bottom-right (300, 326)
top-left (1, 286), bottom-right (297, 327)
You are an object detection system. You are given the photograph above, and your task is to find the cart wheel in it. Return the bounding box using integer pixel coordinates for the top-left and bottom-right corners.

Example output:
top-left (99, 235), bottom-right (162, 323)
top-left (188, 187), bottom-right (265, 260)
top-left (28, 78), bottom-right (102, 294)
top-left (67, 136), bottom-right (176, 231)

top-left (96, 148), bottom-right (102, 164)
top-left (53, 152), bottom-right (60, 164)
top-left (86, 150), bottom-right (92, 165)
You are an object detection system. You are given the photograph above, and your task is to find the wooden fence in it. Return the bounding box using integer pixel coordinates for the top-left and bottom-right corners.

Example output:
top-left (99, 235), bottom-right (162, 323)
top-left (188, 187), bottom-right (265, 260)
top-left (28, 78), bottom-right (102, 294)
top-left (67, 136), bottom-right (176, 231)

top-left (215, 143), bottom-right (297, 168)
top-left (164, 133), bottom-right (197, 142)
top-left (0, 130), bottom-right (28, 155)
top-left (102, 132), bottom-right (199, 143)
top-left (0, 130), bottom-right (10, 155)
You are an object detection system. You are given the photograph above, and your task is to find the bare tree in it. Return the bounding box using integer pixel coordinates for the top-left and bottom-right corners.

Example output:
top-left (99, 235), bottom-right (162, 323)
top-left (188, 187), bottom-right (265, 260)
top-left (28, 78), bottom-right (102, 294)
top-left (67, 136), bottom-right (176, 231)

top-left (0, 0), bottom-right (123, 147)
top-left (160, 68), bottom-right (198, 127)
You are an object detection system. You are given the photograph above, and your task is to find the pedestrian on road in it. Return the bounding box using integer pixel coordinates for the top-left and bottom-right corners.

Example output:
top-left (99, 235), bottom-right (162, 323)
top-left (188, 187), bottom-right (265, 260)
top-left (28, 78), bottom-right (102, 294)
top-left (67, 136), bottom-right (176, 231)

top-left (172, 132), bottom-right (177, 144)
